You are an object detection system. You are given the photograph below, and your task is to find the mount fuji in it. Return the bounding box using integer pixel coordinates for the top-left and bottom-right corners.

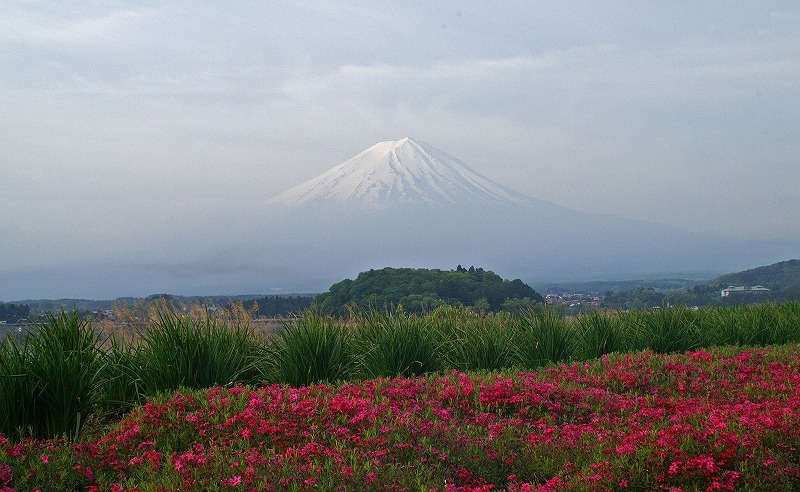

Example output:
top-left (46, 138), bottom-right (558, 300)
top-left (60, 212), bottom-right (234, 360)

top-left (244, 137), bottom-right (794, 291)
top-left (266, 137), bottom-right (531, 209)
top-left (3, 138), bottom-right (795, 300)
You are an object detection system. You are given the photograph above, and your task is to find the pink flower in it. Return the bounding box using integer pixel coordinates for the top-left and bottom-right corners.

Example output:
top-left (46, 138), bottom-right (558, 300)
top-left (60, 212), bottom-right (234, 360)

top-left (0, 463), bottom-right (13, 484)
top-left (222, 475), bottom-right (242, 486)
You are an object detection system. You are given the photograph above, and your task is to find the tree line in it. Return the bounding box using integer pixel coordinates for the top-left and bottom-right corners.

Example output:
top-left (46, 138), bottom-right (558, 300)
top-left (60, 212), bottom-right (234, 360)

top-left (238, 295), bottom-right (314, 318)
top-left (0, 303), bottom-right (30, 323)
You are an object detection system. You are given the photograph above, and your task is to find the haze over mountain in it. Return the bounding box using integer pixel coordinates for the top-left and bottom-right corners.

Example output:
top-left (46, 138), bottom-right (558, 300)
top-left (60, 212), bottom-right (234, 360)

top-left (248, 138), bottom-right (797, 293)
top-left (1, 138), bottom-right (796, 301)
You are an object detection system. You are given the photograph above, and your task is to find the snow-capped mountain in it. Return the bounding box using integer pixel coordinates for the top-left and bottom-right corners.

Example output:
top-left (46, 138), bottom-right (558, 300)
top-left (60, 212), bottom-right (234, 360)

top-left (236, 137), bottom-right (798, 293)
top-left (266, 137), bottom-right (531, 209)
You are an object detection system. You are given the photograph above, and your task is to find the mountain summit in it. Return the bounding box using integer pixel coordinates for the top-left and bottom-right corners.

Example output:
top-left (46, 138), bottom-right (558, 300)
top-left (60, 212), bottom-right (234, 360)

top-left (266, 137), bottom-right (530, 209)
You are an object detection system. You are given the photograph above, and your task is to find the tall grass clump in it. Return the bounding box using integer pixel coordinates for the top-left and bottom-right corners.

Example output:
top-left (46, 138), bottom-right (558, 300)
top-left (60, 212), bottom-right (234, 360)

top-left (701, 305), bottom-right (751, 347)
top-left (512, 308), bottom-right (574, 368)
top-left (629, 307), bottom-right (701, 354)
top-left (130, 308), bottom-right (259, 397)
top-left (0, 311), bottom-right (105, 441)
top-left (261, 313), bottom-right (353, 387)
top-left (777, 301), bottom-right (800, 343)
top-left (97, 336), bottom-right (140, 415)
top-left (434, 308), bottom-right (516, 371)
top-left (0, 335), bottom-right (37, 440)
top-left (354, 310), bottom-right (441, 378)
top-left (575, 310), bottom-right (631, 360)
top-left (701, 302), bottom-right (800, 347)
top-left (740, 302), bottom-right (798, 346)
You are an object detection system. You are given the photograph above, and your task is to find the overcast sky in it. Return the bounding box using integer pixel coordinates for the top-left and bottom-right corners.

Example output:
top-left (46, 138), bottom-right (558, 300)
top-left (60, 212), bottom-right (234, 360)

top-left (1, 1), bottom-right (799, 298)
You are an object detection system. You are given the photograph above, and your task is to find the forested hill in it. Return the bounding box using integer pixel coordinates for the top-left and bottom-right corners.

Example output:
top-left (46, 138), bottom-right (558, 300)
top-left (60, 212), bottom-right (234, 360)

top-left (706, 259), bottom-right (800, 296)
top-left (313, 266), bottom-right (543, 315)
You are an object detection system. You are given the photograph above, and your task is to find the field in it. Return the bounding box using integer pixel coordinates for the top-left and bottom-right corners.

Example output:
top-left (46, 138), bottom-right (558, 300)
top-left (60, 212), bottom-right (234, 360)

top-left (2, 304), bottom-right (800, 490)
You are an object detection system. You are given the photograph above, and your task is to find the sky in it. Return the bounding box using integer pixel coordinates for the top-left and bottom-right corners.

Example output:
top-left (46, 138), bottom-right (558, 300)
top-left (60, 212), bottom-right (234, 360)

top-left (1, 1), bottom-right (799, 299)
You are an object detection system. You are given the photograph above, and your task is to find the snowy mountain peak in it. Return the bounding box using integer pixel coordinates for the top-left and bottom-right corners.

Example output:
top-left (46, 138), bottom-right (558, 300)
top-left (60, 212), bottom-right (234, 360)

top-left (265, 138), bottom-right (532, 209)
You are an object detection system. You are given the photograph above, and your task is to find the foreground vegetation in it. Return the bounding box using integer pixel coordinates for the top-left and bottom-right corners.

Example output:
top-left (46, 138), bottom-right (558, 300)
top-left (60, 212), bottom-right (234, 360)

top-left (2, 344), bottom-right (799, 491)
top-left (2, 303), bottom-right (800, 489)
top-left (3, 302), bottom-right (800, 443)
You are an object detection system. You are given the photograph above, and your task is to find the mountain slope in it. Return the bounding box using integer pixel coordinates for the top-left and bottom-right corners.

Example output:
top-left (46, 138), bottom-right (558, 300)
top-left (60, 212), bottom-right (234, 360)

top-left (266, 137), bottom-right (532, 209)
top-left (706, 259), bottom-right (800, 292)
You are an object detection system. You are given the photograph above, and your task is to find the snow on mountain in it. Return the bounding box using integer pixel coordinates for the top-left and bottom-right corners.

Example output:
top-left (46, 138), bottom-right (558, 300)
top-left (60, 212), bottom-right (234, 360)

top-left (266, 137), bottom-right (531, 209)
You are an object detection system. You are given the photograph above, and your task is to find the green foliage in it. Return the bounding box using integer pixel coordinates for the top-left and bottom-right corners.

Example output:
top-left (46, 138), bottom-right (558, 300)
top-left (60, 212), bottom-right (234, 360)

top-left (0, 302), bottom-right (30, 323)
top-left (8, 346), bottom-right (800, 491)
top-left (260, 312), bottom-right (354, 386)
top-left (354, 311), bottom-right (441, 378)
top-left (314, 266), bottom-right (543, 315)
top-left (98, 336), bottom-right (140, 416)
top-left (575, 311), bottom-right (632, 360)
top-left (129, 308), bottom-right (260, 397)
top-left (700, 302), bottom-right (800, 348)
top-left (3, 301), bottom-right (800, 446)
top-left (434, 308), bottom-right (516, 371)
top-left (0, 311), bottom-right (105, 440)
top-left (245, 295), bottom-right (314, 317)
top-left (512, 309), bottom-right (574, 368)
top-left (0, 336), bottom-right (37, 439)
top-left (602, 287), bottom-right (669, 310)
top-left (629, 307), bottom-right (701, 353)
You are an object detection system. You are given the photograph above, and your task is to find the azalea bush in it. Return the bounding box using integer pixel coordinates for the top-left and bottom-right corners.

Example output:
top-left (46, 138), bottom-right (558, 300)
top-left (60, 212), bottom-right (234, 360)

top-left (2, 344), bottom-right (799, 491)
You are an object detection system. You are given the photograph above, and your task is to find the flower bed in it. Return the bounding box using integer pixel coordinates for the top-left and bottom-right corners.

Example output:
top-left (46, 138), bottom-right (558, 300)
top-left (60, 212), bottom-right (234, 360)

top-left (2, 345), bottom-right (799, 491)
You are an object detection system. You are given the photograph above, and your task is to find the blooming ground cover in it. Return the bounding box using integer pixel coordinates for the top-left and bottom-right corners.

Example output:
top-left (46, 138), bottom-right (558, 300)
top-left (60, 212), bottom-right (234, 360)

top-left (2, 344), bottom-right (800, 491)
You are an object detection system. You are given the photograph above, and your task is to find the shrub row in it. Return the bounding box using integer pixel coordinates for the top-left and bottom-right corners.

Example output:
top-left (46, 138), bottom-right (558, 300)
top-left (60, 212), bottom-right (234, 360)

top-left (267, 303), bottom-right (800, 386)
top-left (2, 302), bottom-right (800, 441)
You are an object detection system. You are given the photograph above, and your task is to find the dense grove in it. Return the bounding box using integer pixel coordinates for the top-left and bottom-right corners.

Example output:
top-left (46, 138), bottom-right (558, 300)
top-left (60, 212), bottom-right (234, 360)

top-left (2, 345), bottom-right (799, 491)
top-left (0, 303), bottom-right (29, 323)
top-left (314, 266), bottom-right (543, 315)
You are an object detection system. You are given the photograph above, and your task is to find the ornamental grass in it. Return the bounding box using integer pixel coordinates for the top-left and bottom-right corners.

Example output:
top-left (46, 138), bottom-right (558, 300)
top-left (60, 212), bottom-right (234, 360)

top-left (2, 301), bottom-right (800, 446)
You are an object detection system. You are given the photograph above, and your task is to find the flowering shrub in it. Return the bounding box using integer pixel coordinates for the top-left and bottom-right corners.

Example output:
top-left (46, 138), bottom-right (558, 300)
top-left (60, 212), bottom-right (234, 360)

top-left (2, 344), bottom-right (799, 491)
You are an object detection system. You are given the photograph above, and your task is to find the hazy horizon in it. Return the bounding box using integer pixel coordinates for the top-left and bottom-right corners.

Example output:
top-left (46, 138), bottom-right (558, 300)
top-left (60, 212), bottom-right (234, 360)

top-left (2, 2), bottom-right (799, 300)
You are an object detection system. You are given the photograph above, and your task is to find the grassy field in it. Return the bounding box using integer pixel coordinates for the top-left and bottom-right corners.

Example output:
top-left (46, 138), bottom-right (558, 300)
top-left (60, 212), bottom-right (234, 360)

top-left (2, 303), bottom-right (800, 490)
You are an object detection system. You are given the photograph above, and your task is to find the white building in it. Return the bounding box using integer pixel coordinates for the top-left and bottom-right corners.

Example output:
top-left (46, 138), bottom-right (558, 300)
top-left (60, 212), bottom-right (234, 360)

top-left (720, 285), bottom-right (770, 298)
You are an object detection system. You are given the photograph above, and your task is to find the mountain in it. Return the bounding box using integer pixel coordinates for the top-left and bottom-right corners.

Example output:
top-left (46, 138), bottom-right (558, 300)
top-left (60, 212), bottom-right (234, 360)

top-left (247, 137), bottom-right (796, 292)
top-left (266, 137), bottom-right (531, 209)
top-left (3, 138), bottom-right (796, 300)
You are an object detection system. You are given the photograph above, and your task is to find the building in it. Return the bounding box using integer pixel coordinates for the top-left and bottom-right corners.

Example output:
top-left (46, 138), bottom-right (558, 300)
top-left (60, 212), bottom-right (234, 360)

top-left (720, 285), bottom-right (770, 298)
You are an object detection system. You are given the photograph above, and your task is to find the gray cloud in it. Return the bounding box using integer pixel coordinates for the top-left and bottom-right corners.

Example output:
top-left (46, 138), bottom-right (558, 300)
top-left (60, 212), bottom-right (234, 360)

top-left (1, 0), bottom-right (799, 299)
